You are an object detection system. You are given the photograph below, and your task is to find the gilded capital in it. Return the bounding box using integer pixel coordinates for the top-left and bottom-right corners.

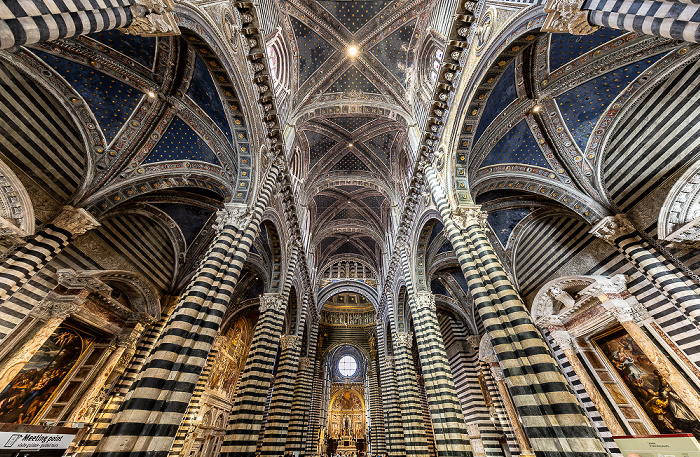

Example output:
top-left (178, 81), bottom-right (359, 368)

top-left (452, 205), bottom-right (487, 231)
top-left (589, 214), bottom-right (635, 244)
top-left (259, 293), bottom-right (285, 314)
top-left (215, 203), bottom-right (251, 232)
top-left (415, 292), bottom-right (436, 312)
top-left (281, 334), bottom-right (301, 351)
top-left (542, 0), bottom-right (599, 35)
top-left (52, 206), bottom-right (100, 237)
top-left (395, 331), bottom-right (413, 348)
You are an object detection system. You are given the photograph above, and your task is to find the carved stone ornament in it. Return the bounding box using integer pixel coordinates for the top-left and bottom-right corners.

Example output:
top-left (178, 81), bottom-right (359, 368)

top-left (415, 292), bottom-right (437, 312)
top-left (52, 206), bottom-right (100, 237)
top-left (215, 203), bottom-right (251, 231)
top-left (542, 0), bottom-right (599, 35)
top-left (547, 328), bottom-right (574, 351)
top-left (121, 0), bottom-right (181, 37)
top-left (452, 205), bottom-right (488, 231)
top-left (57, 268), bottom-right (112, 293)
top-left (299, 357), bottom-right (311, 371)
top-left (659, 160), bottom-right (700, 246)
top-left (589, 214), bottom-right (636, 244)
top-left (395, 331), bottom-right (413, 348)
top-left (466, 334), bottom-right (481, 351)
top-left (582, 274), bottom-right (628, 298)
top-left (601, 299), bottom-right (651, 324)
top-left (32, 293), bottom-right (85, 321)
top-left (259, 293), bottom-right (285, 314)
top-left (281, 334), bottom-right (301, 351)
top-left (489, 362), bottom-right (505, 381)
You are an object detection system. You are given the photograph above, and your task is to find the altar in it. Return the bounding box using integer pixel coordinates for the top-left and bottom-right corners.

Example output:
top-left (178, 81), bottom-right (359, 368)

top-left (327, 389), bottom-right (367, 454)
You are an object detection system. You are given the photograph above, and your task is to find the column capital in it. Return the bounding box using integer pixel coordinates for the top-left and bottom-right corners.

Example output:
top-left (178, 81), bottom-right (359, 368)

top-left (395, 331), bottom-right (413, 348)
top-left (281, 334), bottom-right (301, 351)
top-left (384, 355), bottom-right (394, 366)
top-left (214, 203), bottom-right (251, 232)
top-left (32, 292), bottom-right (87, 321)
top-left (602, 299), bottom-right (651, 324)
top-left (415, 292), bottom-right (436, 312)
top-left (547, 327), bottom-right (574, 351)
top-left (52, 206), bottom-right (100, 237)
top-left (452, 205), bottom-right (487, 230)
top-left (259, 293), bottom-right (285, 314)
top-left (542, 0), bottom-right (599, 35)
top-left (590, 214), bottom-right (636, 244)
top-left (121, 0), bottom-right (180, 37)
top-left (489, 362), bottom-right (505, 381)
top-left (299, 356), bottom-right (311, 371)
top-left (466, 334), bottom-right (481, 351)
top-left (583, 274), bottom-right (629, 299)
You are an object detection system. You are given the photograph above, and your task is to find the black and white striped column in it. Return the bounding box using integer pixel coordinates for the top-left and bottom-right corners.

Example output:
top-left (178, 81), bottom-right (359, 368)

top-left (286, 315), bottom-right (319, 456)
top-left (226, 242), bottom-right (299, 457)
top-left (367, 344), bottom-right (386, 455)
top-left (93, 162), bottom-right (281, 457)
top-left (376, 312), bottom-right (405, 457)
top-left (542, 0), bottom-right (700, 43)
top-left (0, 0), bottom-right (180, 50)
top-left (591, 214), bottom-right (700, 330)
top-left (393, 331), bottom-right (430, 457)
top-left (425, 164), bottom-right (608, 457)
top-left (219, 292), bottom-right (288, 457)
top-left (400, 246), bottom-right (472, 456)
top-left (0, 206), bottom-right (99, 342)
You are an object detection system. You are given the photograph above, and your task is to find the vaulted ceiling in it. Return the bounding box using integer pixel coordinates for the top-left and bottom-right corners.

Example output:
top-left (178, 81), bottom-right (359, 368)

top-left (285, 0), bottom-right (429, 275)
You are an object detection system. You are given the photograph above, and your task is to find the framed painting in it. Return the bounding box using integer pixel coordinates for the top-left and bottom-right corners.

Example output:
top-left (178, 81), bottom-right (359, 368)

top-left (593, 326), bottom-right (700, 439)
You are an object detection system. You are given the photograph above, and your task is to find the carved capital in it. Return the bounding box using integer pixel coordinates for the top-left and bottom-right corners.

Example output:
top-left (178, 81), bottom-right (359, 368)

top-left (415, 292), bottom-right (436, 312)
top-left (384, 355), bottom-right (394, 366)
top-left (395, 331), bottom-right (413, 348)
top-left (259, 293), bottom-right (285, 314)
top-left (56, 269), bottom-right (111, 293)
top-left (602, 300), bottom-right (651, 324)
top-left (122, 0), bottom-right (180, 36)
top-left (452, 205), bottom-right (487, 231)
top-left (583, 274), bottom-right (628, 300)
top-left (466, 334), bottom-right (481, 351)
top-left (542, 0), bottom-right (599, 35)
top-left (299, 356), bottom-right (311, 371)
top-left (51, 206), bottom-right (100, 237)
top-left (215, 203), bottom-right (251, 232)
top-left (489, 362), bottom-right (505, 381)
top-left (590, 214), bottom-right (635, 244)
top-left (33, 293), bottom-right (86, 321)
top-left (547, 327), bottom-right (574, 351)
top-left (281, 334), bottom-right (301, 351)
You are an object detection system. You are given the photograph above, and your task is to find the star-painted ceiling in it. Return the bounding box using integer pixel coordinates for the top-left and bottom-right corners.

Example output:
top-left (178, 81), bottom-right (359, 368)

top-left (370, 20), bottom-right (416, 85)
top-left (332, 152), bottom-right (371, 171)
top-left (480, 119), bottom-right (550, 170)
top-left (291, 16), bottom-right (336, 84)
top-left (36, 51), bottom-right (142, 144)
top-left (318, 0), bottom-right (391, 33)
top-left (328, 116), bottom-right (375, 132)
top-left (327, 66), bottom-right (382, 94)
top-left (88, 29), bottom-right (157, 69)
top-left (144, 117), bottom-right (221, 166)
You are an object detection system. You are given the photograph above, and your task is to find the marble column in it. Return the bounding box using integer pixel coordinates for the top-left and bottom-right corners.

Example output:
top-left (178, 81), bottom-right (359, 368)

top-left (260, 334), bottom-right (302, 455)
top-left (221, 293), bottom-right (288, 457)
top-left (585, 276), bottom-right (700, 422)
top-left (590, 214), bottom-right (700, 329)
top-left (425, 162), bottom-right (607, 456)
top-left (0, 206), bottom-right (99, 345)
top-left (547, 327), bottom-right (625, 436)
top-left (487, 362), bottom-right (535, 457)
top-left (0, 289), bottom-right (87, 390)
top-left (393, 331), bottom-right (430, 457)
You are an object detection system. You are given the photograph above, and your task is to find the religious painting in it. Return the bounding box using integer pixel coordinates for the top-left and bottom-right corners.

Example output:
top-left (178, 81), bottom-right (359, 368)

top-left (0, 324), bottom-right (91, 424)
top-left (207, 316), bottom-right (251, 399)
top-left (595, 327), bottom-right (700, 438)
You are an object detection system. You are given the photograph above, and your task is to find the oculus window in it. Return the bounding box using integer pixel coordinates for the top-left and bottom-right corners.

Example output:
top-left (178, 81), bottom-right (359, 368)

top-left (338, 355), bottom-right (357, 377)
